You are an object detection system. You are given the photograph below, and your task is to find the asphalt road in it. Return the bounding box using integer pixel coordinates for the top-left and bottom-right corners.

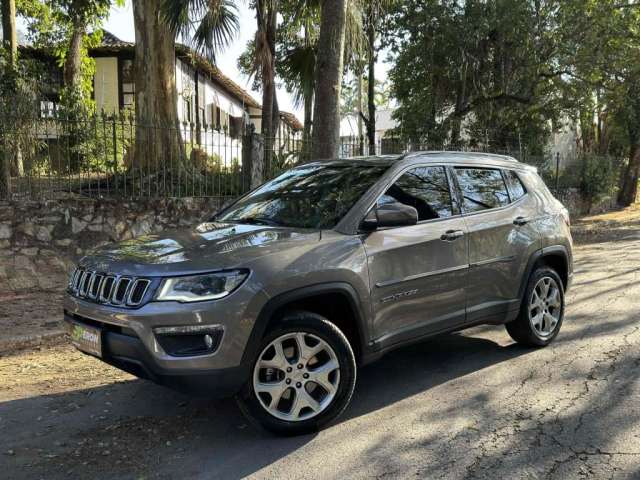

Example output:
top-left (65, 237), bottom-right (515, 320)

top-left (2, 233), bottom-right (640, 479)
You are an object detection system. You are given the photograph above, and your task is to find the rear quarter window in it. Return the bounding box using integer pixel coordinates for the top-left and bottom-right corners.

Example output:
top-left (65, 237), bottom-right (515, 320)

top-left (454, 167), bottom-right (510, 213)
top-left (503, 170), bottom-right (527, 201)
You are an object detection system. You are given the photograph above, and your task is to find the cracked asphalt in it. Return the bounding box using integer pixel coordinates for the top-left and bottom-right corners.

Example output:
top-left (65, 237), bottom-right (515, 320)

top-left (2, 227), bottom-right (640, 479)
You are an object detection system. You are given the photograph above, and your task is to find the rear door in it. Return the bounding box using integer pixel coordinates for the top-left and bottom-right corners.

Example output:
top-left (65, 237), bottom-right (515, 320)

top-left (453, 166), bottom-right (541, 323)
top-left (363, 165), bottom-right (469, 347)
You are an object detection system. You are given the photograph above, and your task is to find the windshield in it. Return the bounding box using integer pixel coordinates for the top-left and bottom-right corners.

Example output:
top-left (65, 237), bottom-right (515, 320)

top-left (216, 164), bottom-right (388, 229)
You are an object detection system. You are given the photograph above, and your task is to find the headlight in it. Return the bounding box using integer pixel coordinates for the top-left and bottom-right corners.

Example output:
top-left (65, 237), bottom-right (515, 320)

top-left (156, 270), bottom-right (248, 302)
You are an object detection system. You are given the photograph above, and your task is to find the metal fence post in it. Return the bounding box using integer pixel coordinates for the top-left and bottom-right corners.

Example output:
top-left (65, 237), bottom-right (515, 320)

top-left (112, 117), bottom-right (118, 173)
top-left (555, 151), bottom-right (560, 194)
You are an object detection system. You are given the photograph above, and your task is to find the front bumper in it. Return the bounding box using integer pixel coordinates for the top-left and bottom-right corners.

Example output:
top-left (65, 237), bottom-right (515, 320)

top-left (63, 287), bottom-right (269, 397)
top-left (65, 313), bottom-right (247, 397)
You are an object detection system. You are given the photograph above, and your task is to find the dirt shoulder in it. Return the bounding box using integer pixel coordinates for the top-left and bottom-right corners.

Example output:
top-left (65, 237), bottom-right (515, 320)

top-left (571, 203), bottom-right (640, 244)
top-left (0, 291), bottom-right (65, 354)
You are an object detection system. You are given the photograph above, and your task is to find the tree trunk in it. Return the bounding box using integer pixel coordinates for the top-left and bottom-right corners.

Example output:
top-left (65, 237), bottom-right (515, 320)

top-left (132, 0), bottom-right (183, 173)
top-left (1, 0), bottom-right (18, 195)
top-left (1, 0), bottom-right (17, 66)
top-left (618, 141), bottom-right (640, 206)
top-left (258, 0), bottom-right (278, 176)
top-left (366, 21), bottom-right (376, 155)
top-left (303, 89), bottom-right (313, 162)
top-left (357, 72), bottom-right (364, 155)
top-left (311, 0), bottom-right (348, 160)
top-left (64, 19), bottom-right (85, 89)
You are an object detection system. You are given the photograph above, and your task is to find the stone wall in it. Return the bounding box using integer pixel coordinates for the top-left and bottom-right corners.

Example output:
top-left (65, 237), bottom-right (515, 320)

top-left (0, 197), bottom-right (226, 293)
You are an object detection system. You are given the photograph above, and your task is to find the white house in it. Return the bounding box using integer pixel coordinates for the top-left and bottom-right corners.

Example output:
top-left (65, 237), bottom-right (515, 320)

top-left (340, 108), bottom-right (401, 156)
top-left (91, 32), bottom-right (302, 166)
top-left (20, 31), bottom-right (303, 168)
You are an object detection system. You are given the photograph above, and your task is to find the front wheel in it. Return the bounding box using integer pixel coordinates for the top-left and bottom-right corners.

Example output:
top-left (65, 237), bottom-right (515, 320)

top-left (236, 311), bottom-right (357, 436)
top-left (506, 266), bottom-right (565, 347)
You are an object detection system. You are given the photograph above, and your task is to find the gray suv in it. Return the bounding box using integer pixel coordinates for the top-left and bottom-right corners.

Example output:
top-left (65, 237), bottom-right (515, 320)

top-left (64, 152), bottom-right (573, 435)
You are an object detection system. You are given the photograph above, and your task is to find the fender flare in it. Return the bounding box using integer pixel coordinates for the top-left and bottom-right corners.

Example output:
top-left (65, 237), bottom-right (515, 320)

top-left (240, 282), bottom-right (369, 365)
top-left (517, 245), bottom-right (570, 302)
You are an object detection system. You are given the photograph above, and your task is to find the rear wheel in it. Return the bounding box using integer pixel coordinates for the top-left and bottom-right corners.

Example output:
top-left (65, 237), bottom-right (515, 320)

top-left (236, 311), bottom-right (357, 436)
top-left (506, 266), bottom-right (565, 347)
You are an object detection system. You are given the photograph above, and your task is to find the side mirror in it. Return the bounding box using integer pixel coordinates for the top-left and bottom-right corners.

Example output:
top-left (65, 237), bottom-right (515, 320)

top-left (361, 202), bottom-right (419, 231)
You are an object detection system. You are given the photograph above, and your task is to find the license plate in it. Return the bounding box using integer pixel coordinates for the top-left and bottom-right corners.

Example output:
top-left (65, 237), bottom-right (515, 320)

top-left (69, 322), bottom-right (102, 358)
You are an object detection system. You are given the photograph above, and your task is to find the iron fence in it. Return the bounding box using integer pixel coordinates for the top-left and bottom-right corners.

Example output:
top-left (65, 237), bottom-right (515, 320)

top-left (0, 112), bottom-right (625, 208)
top-left (0, 111), bottom-right (249, 199)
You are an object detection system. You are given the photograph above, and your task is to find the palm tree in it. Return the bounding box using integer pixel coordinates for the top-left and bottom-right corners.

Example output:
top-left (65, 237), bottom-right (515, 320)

top-left (253, 0), bottom-right (279, 174)
top-left (278, 0), bottom-right (319, 160)
top-left (311, 0), bottom-right (349, 159)
top-left (130, 0), bottom-right (238, 172)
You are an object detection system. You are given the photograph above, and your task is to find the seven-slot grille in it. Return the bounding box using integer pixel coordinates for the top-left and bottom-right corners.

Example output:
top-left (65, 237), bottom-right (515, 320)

top-left (68, 268), bottom-right (152, 307)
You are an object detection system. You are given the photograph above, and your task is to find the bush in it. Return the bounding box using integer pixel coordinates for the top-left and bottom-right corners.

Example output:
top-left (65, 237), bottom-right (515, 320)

top-left (579, 155), bottom-right (621, 211)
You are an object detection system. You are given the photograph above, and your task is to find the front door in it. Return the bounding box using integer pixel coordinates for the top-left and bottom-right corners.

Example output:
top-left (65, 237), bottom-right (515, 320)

top-left (363, 165), bottom-right (469, 348)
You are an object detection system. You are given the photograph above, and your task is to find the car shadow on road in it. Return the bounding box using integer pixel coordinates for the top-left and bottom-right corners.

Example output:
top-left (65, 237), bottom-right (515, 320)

top-left (0, 329), bottom-right (533, 480)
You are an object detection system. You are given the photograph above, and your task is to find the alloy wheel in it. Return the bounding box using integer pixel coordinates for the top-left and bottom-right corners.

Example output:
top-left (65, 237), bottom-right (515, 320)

top-left (528, 276), bottom-right (562, 337)
top-left (253, 332), bottom-right (341, 422)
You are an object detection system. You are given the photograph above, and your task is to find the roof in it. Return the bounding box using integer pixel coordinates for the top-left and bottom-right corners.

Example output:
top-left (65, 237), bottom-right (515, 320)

top-left (20, 30), bottom-right (306, 131)
top-left (90, 31), bottom-right (261, 109)
top-left (279, 111), bottom-right (304, 131)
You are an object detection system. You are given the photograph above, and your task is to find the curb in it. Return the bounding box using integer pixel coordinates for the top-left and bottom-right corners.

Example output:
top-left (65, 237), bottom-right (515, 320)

top-left (0, 330), bottom-right (67, 355)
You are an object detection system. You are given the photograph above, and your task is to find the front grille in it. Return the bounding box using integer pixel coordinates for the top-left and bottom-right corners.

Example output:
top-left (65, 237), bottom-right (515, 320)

top-left (68, 268), bottom-right (153, 308)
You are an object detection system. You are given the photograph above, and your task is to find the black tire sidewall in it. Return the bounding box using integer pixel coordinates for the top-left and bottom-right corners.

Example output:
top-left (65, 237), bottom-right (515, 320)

top-left (236, 311), bottom-right (357, 436)
top-left (520, 267), bottom-right (565, 346)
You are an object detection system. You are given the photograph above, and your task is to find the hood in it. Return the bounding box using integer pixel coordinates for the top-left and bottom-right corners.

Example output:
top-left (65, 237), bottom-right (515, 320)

top-left (79, 222), bottom-right (322, 277)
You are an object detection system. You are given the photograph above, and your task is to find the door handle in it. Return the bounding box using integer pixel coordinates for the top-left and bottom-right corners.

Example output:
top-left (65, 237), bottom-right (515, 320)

top-left (441, 230), bottom-right (465, 241)
top-left (513, 216), bottom-right (529, 226)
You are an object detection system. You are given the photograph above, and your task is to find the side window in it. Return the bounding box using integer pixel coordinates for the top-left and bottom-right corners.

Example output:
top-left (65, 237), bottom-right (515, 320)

top-left (503, 170), bottom-right (527, 201)
top-left (379, 166), bottom-right (453, 221)
top-left (455, 168), bottom-right (510, 212)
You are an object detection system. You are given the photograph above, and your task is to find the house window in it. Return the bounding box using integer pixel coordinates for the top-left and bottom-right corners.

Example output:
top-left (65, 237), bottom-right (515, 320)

top-left (120, 59), bottom-right (135, 109)
top-left (210, 103), bottom-right (221, 130)
top-left (183, 96), bottom-right (193, 123)
top-left (197, 77), bottom-right (205, 127)
top-left (40, 100), bottom-right (57, 118)
top-left (229, 115), bottom-right (244, 139)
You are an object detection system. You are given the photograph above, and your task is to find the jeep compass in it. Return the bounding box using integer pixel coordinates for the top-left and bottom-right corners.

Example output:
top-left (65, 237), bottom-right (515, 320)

top-left (64, 152), bottom-right (573, 435)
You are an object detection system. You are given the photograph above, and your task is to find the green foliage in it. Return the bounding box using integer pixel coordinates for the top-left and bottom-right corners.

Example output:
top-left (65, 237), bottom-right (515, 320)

top-left (18, 0), bottom-right (115, 108)
top-left (579, 155), bottom-right (621, 208)
top-left (160, 0), bottom-right (239, 62)
top-left (385, 1), bottom-right (564, 149)
top-left (0, 54), bottom-right (44, 176)
top-left (341, 75), bottom-right (390, 116)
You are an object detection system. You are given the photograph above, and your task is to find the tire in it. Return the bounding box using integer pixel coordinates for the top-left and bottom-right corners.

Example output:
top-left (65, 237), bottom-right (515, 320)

top-left (506, 266), bottom-right (565, 347)
top-left (236, 311), bottom-right (357, 436)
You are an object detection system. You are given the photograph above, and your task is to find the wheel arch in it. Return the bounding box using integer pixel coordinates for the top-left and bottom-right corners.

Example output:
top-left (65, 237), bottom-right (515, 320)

top-left (241, 283), bottom-right (369, 365)
top-left (518, 246), bottom-right (570, 302)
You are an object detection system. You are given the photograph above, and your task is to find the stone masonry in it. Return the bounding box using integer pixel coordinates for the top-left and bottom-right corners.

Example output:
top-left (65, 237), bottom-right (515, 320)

top-left (0, 197), bottom-right (226, 295)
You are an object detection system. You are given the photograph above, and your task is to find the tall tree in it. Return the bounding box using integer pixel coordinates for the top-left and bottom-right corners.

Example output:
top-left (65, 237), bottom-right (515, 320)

top-left (278, 0), bottom-right (319, 158)
top-left (361, 0), bottom-right (394, 154)
top-left (1, 0), bottom-right (17, 66)
top-left (254, 0), bottom-right (279, 172)
top-left (134, 0), bottom-right (238, 172)
top-left (311, 0), bottom-right (348, 159)
top-left (556, 0), bottom-right (640, 205)
top-left (386, 0), bottom-right (564, 150)
top-left (133, 0), bottom-right (183, 169)
top-left (1, 0), bottom-right (17, 195)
